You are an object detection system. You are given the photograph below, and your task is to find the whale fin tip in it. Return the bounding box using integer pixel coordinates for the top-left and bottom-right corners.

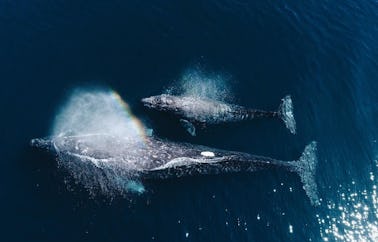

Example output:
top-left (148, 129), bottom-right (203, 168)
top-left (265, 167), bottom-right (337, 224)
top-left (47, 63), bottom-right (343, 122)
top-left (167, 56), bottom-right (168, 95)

top-left (180, 119), bottom-right (196, 136)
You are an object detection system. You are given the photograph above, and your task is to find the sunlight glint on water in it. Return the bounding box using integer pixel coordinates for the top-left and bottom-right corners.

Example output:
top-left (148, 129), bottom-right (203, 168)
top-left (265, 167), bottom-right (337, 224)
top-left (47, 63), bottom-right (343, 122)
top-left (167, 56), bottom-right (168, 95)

top-left (318, 161), bottom-right (378, 241)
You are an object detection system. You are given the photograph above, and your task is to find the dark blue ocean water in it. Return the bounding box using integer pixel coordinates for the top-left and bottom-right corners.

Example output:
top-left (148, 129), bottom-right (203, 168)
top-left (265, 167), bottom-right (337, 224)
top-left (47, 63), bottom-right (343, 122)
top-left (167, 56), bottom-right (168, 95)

top-left (1, 0), bottom-right (378, 241)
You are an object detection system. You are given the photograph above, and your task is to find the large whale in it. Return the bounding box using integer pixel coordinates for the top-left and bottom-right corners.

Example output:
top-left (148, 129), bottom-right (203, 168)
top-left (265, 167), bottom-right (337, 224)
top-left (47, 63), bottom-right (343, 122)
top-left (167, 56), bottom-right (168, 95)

top-left (142, 94), bottom-right (296, 136)
top-left (30, 133), bottom-right (319, 205)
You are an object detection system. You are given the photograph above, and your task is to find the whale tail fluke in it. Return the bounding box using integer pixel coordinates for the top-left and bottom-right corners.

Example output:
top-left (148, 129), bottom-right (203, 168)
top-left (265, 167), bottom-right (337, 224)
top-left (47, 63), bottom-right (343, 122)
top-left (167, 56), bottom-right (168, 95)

top-left (288, 141), bottom-right (320, 206)
top-left (278, 95), bottom-right (296, 134)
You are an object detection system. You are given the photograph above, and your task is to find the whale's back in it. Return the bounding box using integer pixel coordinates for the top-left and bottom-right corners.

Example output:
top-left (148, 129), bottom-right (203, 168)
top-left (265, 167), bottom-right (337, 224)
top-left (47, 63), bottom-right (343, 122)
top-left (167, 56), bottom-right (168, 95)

top-left (174, 96), bottom-right (239, 123)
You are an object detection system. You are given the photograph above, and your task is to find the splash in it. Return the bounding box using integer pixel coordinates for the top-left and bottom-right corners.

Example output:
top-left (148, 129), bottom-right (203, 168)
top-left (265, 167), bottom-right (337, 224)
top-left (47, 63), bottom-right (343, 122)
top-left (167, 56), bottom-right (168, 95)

top-left (50, 88), bottom-right (147, 196)
top-left (166, 67), bottom-right (233, 102)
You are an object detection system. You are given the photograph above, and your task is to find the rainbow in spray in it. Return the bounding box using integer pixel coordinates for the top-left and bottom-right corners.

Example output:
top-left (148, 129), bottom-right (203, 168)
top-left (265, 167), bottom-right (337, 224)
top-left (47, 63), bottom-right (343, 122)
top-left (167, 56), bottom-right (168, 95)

top-left (109, 90), bottom-right (148, 141)
top-left (51, 88), bottom-right (148, 143)
top-left (48, 88), bottom-right (149, 195)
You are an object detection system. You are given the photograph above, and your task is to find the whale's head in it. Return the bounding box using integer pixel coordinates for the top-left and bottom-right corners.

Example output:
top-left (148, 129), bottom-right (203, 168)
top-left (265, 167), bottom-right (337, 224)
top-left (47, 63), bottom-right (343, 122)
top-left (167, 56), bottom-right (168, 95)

top-left (142, 94), bottom-right (178, 111)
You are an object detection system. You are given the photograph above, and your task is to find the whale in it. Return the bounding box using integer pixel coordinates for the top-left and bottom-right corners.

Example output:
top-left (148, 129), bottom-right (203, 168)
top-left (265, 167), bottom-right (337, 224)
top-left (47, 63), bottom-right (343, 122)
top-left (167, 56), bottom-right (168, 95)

top-left (30, 133), bottom-right (319, 205)
top-left (141, 94), bottom-right (296, 136)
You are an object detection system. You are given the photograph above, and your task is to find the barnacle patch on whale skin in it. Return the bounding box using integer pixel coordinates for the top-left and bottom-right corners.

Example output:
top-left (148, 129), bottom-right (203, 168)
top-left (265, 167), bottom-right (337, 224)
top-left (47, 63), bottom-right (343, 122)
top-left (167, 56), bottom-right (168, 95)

top-left (201, 151), bottom-right (215, 157)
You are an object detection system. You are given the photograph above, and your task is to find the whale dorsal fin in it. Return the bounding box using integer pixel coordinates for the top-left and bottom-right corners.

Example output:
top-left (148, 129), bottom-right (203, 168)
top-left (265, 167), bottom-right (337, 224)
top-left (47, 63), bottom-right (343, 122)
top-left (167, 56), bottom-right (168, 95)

top-left (180, 119), bottom-right (196, 136)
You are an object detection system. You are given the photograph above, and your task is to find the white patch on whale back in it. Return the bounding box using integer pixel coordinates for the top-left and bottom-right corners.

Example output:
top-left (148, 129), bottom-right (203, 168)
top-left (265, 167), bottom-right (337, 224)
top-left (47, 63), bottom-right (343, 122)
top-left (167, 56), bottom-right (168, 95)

top-left (201, 151), bottom-right (215, 157)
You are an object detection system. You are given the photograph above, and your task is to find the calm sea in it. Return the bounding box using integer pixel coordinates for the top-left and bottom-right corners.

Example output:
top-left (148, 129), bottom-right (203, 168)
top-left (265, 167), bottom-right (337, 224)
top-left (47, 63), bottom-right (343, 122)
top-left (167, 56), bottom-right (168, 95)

top-left (1, 0), bottom-right (378, 241)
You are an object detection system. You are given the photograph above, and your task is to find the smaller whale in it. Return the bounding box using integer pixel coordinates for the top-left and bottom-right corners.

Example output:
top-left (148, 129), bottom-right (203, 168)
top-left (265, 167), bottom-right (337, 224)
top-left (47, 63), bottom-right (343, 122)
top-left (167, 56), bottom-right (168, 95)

top-left (142, 94), bottom-right (296, 136)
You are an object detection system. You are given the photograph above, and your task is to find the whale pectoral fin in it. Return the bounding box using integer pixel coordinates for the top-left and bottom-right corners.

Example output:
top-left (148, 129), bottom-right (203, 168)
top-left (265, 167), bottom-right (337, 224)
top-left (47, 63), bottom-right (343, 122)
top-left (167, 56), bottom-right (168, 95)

top-left (145, 128), bottom-right (154, 137)
top-left (180, 119), bottom-right (196, 136)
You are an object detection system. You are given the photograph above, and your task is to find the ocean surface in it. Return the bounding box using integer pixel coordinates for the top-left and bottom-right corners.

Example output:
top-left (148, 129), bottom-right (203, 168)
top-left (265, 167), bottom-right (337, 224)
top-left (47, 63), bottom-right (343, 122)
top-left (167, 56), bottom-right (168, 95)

top-left (1, 0), bottom-right (378, 241)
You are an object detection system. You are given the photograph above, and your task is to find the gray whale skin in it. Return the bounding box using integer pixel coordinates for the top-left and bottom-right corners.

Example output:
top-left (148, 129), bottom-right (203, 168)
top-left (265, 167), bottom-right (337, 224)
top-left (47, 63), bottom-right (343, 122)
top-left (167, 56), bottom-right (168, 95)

top-left (31, 134), bottom-right (319, 205)
top-left (142, 94), bottom-right (296, 135)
